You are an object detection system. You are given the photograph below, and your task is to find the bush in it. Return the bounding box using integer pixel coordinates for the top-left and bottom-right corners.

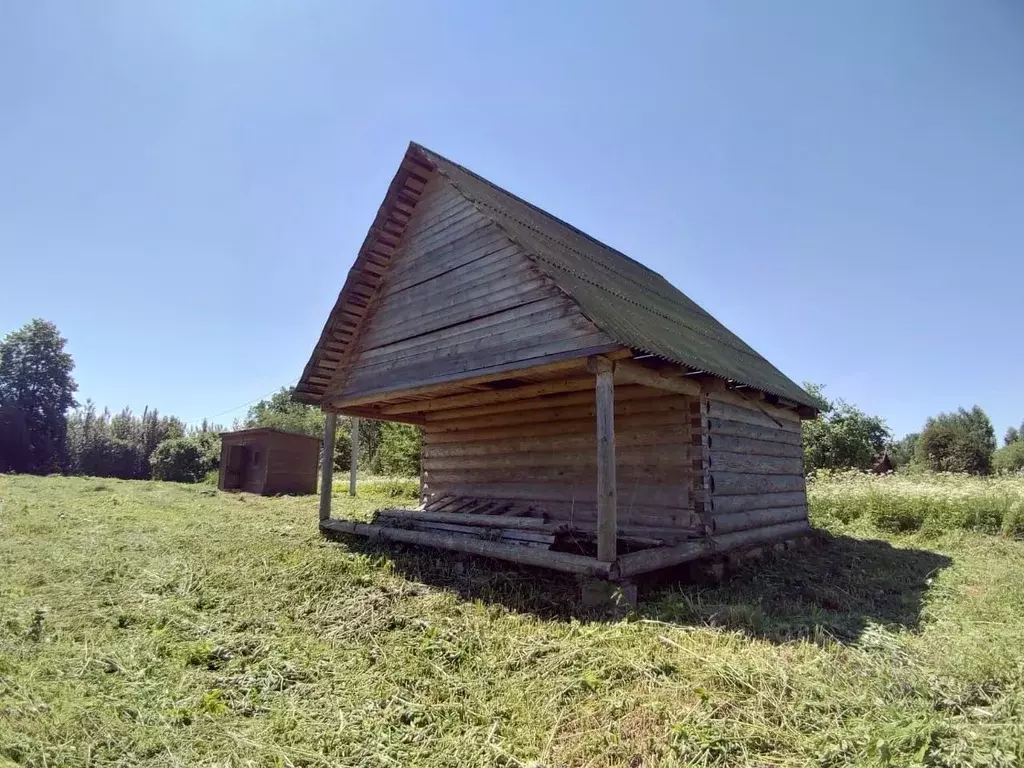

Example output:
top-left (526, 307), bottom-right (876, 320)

top-left (994, 442), bottom-right (1024, 475)
top-left (915, 406), bottom-right (996, 475)
top-left (151, 438), bottom-right (211, 483)
top-left (801, 383), bottom-right (890, 472)
top-left (370, 423), bottom-right (421, 477)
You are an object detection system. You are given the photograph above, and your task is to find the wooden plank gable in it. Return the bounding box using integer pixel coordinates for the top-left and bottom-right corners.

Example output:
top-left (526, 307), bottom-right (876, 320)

top-left (327, 176), bottom-right (614, 401)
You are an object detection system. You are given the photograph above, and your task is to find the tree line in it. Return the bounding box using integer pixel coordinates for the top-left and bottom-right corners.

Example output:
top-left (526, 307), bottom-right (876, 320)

top-left (2, 318), bottom-right (1021, 483)
top-left (0, 319), bottom-right (419, 482)
top-left (802, 383), bottom-right (1023, 475)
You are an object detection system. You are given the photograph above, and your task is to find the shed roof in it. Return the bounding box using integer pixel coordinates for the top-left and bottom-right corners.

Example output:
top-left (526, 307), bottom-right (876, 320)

top-left (296, 143), bottom-right (817, 409)
top-left (220, 427), bottom-right (320, 442)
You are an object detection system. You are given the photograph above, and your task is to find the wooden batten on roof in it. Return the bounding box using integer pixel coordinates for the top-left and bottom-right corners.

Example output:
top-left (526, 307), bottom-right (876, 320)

top-left (293, 151), bottom-right (435, 405)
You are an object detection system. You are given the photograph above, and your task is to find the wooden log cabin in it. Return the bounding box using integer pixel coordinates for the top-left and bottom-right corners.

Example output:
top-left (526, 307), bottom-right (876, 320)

top-left (295, 142), bottom-right (819, 584)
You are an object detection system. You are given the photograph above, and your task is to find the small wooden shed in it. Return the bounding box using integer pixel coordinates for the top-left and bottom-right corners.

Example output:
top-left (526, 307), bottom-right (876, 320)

top-left (218, 428), bottom-right (320, 496)
top-left (295, 142), bottom-right (819, 584)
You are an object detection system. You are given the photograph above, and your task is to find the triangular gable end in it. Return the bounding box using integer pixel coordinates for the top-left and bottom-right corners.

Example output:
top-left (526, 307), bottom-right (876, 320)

top-left (296, 142), bottom-right (818, 412)
top-left (296, 151), bottom-right (616, 406)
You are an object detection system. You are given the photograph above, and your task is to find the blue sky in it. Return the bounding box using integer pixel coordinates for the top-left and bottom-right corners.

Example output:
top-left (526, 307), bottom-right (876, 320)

top-left (2, 1), bottom-right (1022, 439)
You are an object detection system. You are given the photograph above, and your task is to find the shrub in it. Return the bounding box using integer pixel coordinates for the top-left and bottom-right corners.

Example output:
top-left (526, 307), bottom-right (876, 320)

top-left (915, 407), bottom-right (996, 475)
top-left (151, 438), bottom-right (210, 483)
top-left (370, 423), bottom-right (421, 477)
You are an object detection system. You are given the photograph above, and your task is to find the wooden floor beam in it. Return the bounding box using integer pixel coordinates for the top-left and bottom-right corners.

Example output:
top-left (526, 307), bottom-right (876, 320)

top-left (320, 519), bottom-right (617, 578)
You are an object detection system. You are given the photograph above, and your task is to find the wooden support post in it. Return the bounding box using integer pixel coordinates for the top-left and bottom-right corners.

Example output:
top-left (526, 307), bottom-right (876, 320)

top-left (349, 416), bottom-right (359, 497)
top-left (319, 412), bottom-right (337, 522)
top-left (590, 356), bottom-right (618, 562)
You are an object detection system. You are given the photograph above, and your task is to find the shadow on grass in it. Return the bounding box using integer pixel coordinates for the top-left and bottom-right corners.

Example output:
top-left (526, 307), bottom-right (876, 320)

top-left (329, 530), bottom-right (951, 644)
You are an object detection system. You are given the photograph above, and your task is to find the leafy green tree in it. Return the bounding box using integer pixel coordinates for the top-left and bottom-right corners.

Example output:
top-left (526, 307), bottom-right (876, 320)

top-left (369, 422), bottom-right (422, 476)
top-left (242, 387), bottom-right (423, 477)
top-left (1004, 424), bottom-right (1022, 446)
top-left (801, 383), bottom-right (891, 472)
top-left (244, 388), bottom-right (324, 437)
top-left (993, 441), bottom-right (1024, 474)
top-left (915, 406), bottom-right (996, 475)
top-left (889, 433), bottom-right (919, 469)
top-left (0, 319), bottom-right (77, 473)
top-left (65, 402), bottom-right (186, 479)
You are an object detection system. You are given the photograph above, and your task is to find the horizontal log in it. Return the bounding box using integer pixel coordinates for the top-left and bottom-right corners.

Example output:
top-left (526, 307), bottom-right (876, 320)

top-left (615, 520), bottom-right (811, 579)
top-left (708, 452), bottom-right (804, 475)
top-left (353, 298), bottom-right (589, 378)
top-left (424, 383), bottom-right (672, 422)
top-left (417, 498), bottom-right (695, 532)
top-left (422, 394), bottom-right (691, 433)
top-left (348, 331), bottom-right (612, 396)
top-left (713, 506), bottom-right (808, 534)
top-left (707, 418), bottom-right (802, 446)
top-left (709, 389), bottom-right (802, 424)
top-left (423, 465), bottom-right (684, 486)
top-left (711, 472), bottom-right (806, 496)
top-left (421, 445), bottom-right (690, 471)
top-left (711, 491), bottom-right (808, 515)
top-left (707, 434), bottom-right (803, 458)
top-left (382, 376), bottom-right (596, 415)
top-left (375, 509), bottom-right (688, 546)
top-left (329, 349), bottom-right (621, 409)
top-left (376, 509), bottom-right (570, 532)
top-left (421, 428), bottom-right (689, 459)
top-left (400, 520), bottom-right (556, 545)
top-left (424, 409), bottom-right (688, 444)
top-left (707, 401), bottom-right (802, 433)
top-left (421, 481), bottom-right (689, 508)
top-left (612, 359), bottom-right (701, 396)
top-left (319, 519), bottom-right (616, 578)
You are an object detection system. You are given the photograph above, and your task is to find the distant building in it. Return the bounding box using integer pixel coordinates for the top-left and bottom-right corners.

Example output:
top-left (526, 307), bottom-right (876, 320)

top-left (218, 428), bottom-right (319, 495)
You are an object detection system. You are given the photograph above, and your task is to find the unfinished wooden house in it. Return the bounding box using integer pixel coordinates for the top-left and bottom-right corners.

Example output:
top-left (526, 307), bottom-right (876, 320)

top-left (295, 142), bottom-right (819, 584)
top-left (218, 428), bottom-right (320, 495)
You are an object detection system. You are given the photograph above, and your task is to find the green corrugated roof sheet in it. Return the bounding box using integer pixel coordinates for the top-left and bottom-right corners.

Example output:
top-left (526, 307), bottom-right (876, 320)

top-left (416, 144), bottom-right (818, 409)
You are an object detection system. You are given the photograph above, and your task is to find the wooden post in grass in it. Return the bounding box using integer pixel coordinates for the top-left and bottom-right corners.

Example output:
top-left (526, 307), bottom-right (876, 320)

top-left (349, 417), bottom-right (359, 497)
top-left (589, 356), bottom-right (618, 562)
top-left (319, 412), bottom-right (336, 521)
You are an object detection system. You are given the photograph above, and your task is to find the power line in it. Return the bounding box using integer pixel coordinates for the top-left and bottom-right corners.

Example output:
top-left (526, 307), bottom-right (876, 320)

top-left (183, 378), bottom-right (299, 427)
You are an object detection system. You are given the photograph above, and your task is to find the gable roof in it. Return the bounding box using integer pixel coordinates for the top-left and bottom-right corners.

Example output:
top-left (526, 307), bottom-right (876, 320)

top-left (296, 142), bottom-right (817, 410)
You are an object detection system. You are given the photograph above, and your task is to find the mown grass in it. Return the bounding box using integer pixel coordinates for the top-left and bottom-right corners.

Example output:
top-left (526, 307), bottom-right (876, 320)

top-left (1, 473), bottom-right (1023, 767)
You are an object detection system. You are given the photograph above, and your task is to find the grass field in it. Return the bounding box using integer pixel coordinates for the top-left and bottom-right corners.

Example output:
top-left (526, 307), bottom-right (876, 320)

top-left (2, 473), bottom-right (1023, 767)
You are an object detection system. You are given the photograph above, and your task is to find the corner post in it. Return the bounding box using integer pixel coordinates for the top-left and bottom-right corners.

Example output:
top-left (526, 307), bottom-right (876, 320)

top-left (349, 417), bottom-right (359, 497)
top-left (590, 356), bottom-right (618, 563)
top-left (319, 411), bottom-right (337, 522)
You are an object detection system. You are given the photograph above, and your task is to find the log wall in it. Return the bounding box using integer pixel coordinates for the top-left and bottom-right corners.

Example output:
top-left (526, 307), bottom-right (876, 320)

top-left (335, 176), bottom-right (613, 399)
top-left (696, 389), bottom-right (808, 534)
top-left (421, 383), bottom-right (698, 531)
